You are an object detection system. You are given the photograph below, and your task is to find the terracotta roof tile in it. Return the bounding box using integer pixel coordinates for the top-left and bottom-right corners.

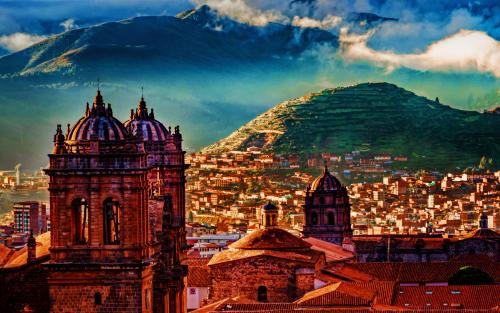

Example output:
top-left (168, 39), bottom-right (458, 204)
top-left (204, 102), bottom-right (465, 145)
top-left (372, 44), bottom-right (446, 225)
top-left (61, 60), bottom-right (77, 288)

top-left (2, 231), bottom-right (51, 268)
top-left (208, 248), bottom-right (322, 266)
top-left (393, 285), bottom-right (500, 310)
top-left (188, 266), bottom-right (211, 287)
top-left (303, 237), bottom-right (355, 263)
top-left (230, 228), bottom-right (311, 250)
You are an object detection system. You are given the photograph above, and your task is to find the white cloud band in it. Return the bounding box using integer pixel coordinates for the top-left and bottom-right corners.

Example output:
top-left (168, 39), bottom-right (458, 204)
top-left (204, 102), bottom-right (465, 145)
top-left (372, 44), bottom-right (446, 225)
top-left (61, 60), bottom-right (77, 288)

top-left (0, 32), bottom-right (46, 52)
top-left (339, 29), bottom-right (500, 78)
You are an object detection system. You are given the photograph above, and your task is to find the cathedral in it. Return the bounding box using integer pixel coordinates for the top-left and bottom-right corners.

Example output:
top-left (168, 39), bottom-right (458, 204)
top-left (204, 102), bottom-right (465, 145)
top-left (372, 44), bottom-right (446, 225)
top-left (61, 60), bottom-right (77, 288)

top-left (44, 89), bottom-right (188, 313)
top-left (301, 165), bottom-right (352, 245)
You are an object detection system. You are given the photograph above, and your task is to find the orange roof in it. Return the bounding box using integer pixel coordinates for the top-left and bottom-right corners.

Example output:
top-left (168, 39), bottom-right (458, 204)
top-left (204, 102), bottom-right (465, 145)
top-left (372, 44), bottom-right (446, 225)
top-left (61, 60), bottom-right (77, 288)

top-left (463, 228), bottom-right (500, 239)
top-left (2, 231), bottom-right (51, 268)
top-left (343, 260), bottom-right (500, 283)
top-left (394, 285), bottom-right (500, 310)
top-left (303, 237), bottom-right (355, 263)
top-left (208, 248), bottom-right (322, 266)
top-left (188, 266), bottom-right (211, 287)
top-left (323, 265), bottom-right (375, 282)
top-left (294, 282), bottom-right (374, 307)
top-left (230, 228), bottom-right (311, 250)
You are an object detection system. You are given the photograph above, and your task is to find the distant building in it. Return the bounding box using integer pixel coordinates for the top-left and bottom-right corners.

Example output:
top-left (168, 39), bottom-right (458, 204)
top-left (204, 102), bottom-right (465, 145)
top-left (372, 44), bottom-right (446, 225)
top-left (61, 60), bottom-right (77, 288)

top-left (302, 166), bottom-right (352, 244)
top-left (12, 201), bottom-right (47, 234)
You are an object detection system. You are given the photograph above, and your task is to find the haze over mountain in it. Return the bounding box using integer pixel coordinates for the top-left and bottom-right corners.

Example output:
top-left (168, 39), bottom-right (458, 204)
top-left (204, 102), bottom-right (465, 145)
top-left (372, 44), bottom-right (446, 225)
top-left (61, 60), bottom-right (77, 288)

top-left (203, 83), bottom-right (500, 169)
top-left (0, 3), bottom-right (498, 169)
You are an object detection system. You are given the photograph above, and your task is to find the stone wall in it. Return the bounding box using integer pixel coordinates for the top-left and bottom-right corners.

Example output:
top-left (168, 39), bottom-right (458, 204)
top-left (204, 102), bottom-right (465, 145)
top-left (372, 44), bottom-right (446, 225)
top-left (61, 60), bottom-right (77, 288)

top-left (47, 265), bottom-right (154, 313)
top-left (209, 256), bottom-right (317, 303)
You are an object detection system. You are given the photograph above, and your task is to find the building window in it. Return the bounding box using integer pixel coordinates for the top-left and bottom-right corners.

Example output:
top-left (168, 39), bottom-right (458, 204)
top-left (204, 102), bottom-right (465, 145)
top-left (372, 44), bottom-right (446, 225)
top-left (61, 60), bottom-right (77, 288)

top-left (72, 198), bottom-right (89, 244)
top-left (327, 212), bottom-right (335, 225)
top-left (94, 292), bottom-right (102, 305)
top-left (257, 286), bottom-right (268, 302)
top-left (311, 212), bottom-right (318, 225)
top-left (103, 198), bottom-right (120, 244)
top-left (319, 197), bottom-right (325, 205)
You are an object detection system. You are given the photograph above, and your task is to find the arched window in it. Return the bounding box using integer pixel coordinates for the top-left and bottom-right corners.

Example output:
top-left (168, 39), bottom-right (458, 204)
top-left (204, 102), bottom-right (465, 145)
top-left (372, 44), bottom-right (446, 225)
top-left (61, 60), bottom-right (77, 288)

top-left (266, 215), bottom-right (270, 226)
top-left (103, 198), bottom-right (120, 244)
top-left (311, 212), bottom-right (318, 225)
top-left (327, 212), bottom-right (335, 225)
top-left (72, 198), bottom-right (89, 244)
top-left (257, 286), bottom-right (268, 302)
top-left (94, 292), bottom-right (102, 305)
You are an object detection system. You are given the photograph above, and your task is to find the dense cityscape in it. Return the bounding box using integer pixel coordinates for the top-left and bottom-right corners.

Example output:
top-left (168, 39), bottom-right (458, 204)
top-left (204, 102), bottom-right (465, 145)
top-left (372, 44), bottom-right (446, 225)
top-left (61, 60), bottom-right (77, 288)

top-left (0, 0), bottom-right (499, 312)
top-left (0, 145), bottom-right (498, 311)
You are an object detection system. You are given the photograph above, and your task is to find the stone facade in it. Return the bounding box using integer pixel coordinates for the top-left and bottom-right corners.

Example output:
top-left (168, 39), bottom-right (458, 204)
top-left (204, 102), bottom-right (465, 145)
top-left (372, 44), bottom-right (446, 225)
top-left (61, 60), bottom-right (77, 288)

top-left (302, 166), bottom-right (352, 245)
top-left (42, 89), bottom-right (187, 313)
top-left (208, 203), bottom-right (326, 303)
top-left (209, 255), bottom-right (324, 302)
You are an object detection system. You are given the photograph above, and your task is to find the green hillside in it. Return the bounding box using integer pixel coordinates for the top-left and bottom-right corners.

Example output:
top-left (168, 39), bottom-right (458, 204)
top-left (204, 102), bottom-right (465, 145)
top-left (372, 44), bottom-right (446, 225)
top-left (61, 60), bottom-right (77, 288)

top-left (203, 83), bottom-right (500, 169)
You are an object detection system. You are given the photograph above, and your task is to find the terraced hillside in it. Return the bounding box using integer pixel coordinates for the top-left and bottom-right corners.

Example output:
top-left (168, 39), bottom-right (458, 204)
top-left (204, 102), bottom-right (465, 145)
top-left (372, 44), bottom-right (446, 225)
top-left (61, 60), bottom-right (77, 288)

top-left (203, 83), bottom-right (500, 169)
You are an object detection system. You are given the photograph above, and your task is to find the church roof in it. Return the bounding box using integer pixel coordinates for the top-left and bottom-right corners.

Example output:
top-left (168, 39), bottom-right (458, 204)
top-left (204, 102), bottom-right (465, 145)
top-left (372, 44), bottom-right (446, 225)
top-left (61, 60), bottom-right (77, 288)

top-left (208, 248), bottom-right (322, 266)
top-left (229, 228), bottom-right (311, 250)
top-left (310, 165), bottom-right (343, 191)
top-left (123, 96), bottom-right (170, 142)
top-left (463, 228), bottom-right (500, 239)
top-left (67, 90), bottom-right (128, 142)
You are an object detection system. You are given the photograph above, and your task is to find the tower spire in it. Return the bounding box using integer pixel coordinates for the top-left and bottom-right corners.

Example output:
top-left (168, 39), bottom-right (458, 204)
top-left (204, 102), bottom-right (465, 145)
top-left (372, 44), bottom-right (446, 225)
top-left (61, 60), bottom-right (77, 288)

top-left (137, 87), bottom-right (148, 119)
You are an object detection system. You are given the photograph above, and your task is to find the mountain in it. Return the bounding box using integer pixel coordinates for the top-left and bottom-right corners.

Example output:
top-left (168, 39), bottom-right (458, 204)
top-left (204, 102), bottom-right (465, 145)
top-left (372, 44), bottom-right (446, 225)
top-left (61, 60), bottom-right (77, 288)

top-left (203, 82), bottom-right (500, 169)
top-left (0, 5), bottom-right (337, 78)
top-left (0, 4), bottom-right (497, 169)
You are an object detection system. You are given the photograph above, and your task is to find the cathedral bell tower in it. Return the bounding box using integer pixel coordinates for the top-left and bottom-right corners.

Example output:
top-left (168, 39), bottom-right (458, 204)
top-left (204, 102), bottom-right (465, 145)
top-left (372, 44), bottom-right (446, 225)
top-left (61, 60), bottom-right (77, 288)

top-left (44, 90), bottom-right (155, 313)
top-left (124, 94), bottom-right (189, 313)
top-left (302, 165), bottom-right (352, 245)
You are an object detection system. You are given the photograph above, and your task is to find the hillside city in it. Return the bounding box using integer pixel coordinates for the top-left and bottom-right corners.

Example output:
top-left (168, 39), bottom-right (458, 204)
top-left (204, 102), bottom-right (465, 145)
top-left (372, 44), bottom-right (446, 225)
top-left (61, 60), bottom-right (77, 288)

top-left (1, 150), bottom-right (498, 251)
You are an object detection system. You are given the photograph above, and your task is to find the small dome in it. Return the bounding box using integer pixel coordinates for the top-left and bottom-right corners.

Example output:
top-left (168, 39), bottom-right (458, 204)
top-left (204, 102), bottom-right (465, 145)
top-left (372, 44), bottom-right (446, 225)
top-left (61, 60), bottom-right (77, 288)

top-left (68, 90), bottom-right (128, 141)
top-left (230, 228), bottom-right (311, 250)
top-left (310, 165), bottom-right (342, 191)
top-left (262, 201), bottom-right (278, 212)
top-left (123, 96), bottom-right (170, 142)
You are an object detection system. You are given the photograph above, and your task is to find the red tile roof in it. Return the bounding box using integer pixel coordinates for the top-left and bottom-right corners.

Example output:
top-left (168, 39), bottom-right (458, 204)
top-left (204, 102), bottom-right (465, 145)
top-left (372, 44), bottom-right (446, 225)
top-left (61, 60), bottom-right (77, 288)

top-left (303, 237), bottom-right (355, 263)
top-left (394, 285), bottom-right (500, 310)
top-left (1, 231), bottom-right (51, 268)
top-left (188, 266), bottom-right (211, 287)
top-left (230, 228), bottom-right (311, 250)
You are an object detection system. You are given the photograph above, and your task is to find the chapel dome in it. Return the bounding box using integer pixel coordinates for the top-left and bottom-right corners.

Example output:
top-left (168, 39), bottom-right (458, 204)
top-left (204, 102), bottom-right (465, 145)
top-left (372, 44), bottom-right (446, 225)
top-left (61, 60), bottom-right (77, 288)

top-left (67, 90), bottom-right (128, 142)
top-left (123, 96), bottom-right (170, 142)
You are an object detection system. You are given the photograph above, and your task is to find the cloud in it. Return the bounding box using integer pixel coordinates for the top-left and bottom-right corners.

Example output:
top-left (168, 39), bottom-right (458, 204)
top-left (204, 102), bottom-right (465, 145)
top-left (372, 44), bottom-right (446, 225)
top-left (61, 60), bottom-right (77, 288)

top-left (292, 15), bottom-right (342, 29)
top-left (339, 29), bottom-right (500, 77)
top-left (0, 32), bottom-right (46, 52)
top-left (60, 18), bottom-right (78, 31)
top-left (195, 0), bottom-right (288, 26)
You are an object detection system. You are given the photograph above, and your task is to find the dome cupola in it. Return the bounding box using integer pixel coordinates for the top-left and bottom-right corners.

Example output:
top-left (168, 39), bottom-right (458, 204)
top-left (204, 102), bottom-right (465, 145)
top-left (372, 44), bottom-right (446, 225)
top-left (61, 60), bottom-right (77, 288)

top-left (67, 89), bottom-right (128, 142)
top-left (124, 95), bottom-right (170, 142)
top-left (310, 165), bottom-right (342, 191)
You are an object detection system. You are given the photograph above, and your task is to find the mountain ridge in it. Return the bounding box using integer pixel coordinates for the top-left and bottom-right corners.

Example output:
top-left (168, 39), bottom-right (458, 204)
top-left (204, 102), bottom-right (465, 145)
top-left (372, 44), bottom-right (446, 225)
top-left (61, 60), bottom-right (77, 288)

top-left (202, 82), bottom-right (500, 169)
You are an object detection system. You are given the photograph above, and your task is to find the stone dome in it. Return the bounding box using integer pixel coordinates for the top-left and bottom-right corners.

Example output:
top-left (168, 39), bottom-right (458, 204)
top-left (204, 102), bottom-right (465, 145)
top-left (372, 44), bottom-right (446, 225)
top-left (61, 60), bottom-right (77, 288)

top-left (68, 90), bottom-right (128, 141)
top-left (229, 228), bottom-right (311, 250)
top-left (123, 97), bottom-right (170, 142)
top-left (310, 165), bottom-right (342, 191)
